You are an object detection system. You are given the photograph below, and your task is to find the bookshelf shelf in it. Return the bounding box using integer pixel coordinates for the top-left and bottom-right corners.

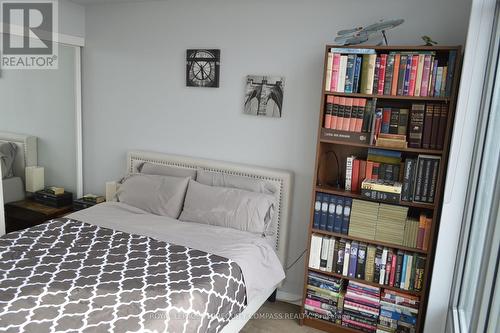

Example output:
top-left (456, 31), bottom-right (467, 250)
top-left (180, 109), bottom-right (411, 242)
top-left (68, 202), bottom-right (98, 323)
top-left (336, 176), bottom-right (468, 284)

top-left (319, 137), bottom-right (444, 155)
top-left (311, 228), bottom-right (429, 254)
top-left (324, 91), bottom-right (450, 102)
top-left (301, 44), bottom-right (462, 333)
top-left (308, 267), bottom-right (422, 297)
top-left (315, 185), bottom-right (436, 210)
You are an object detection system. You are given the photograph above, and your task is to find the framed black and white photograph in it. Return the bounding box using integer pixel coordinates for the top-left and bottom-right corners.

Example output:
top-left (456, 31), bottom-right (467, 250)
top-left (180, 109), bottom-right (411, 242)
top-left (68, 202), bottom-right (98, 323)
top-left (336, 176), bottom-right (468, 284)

top-left (186, 49), bottom-right (220, 88)
top-left (244, 75), bottom-right (284, 118)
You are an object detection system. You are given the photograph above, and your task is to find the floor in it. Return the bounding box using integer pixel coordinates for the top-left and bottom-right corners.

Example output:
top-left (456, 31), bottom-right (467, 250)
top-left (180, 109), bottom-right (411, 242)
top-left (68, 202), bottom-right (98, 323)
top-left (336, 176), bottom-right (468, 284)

top-left (241, 301), bottom-right (323, 333)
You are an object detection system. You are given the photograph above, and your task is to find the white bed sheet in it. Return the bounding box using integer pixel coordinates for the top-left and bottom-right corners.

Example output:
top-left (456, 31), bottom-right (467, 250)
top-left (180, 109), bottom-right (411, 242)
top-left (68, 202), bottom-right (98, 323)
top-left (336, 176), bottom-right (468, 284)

top-left (67, 202), bottom-right (285, 302)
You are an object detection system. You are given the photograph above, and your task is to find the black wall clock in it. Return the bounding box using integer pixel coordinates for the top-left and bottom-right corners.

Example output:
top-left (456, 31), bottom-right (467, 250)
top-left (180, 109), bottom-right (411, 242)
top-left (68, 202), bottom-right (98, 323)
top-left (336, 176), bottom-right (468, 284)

top-left (186, 49), bottom-right (220, 88)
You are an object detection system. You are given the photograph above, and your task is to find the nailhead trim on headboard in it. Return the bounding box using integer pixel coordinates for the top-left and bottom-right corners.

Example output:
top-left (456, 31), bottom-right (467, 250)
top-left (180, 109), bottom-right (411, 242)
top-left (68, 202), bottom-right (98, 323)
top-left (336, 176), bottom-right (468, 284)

top-left (128, 154), bottom-right (287, 252)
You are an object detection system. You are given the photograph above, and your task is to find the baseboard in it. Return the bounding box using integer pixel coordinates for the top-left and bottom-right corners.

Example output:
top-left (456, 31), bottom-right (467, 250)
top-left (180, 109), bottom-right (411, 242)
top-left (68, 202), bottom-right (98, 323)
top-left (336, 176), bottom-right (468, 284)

top-left (276, 290), bottom-right (302, 305)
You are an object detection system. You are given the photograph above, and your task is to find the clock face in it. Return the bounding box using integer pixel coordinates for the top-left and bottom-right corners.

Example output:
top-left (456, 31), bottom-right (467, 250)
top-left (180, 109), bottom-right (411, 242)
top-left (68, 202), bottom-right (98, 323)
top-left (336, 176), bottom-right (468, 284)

top-left (186, 49), bottom-right (220, 88)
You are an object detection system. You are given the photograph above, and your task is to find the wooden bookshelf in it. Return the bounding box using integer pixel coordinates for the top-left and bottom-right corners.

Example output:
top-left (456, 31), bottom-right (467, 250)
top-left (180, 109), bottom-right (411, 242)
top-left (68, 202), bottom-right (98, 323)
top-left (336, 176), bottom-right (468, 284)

top-left (300, 45), bottom-right (462, 333)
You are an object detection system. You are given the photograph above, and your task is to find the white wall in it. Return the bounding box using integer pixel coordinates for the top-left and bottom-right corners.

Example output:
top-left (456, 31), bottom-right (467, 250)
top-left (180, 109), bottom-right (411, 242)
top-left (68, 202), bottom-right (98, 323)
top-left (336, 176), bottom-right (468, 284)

top-left (60, 0), bottom-right (85, 38)
top-left (82, 0), bottom-right (471, 300)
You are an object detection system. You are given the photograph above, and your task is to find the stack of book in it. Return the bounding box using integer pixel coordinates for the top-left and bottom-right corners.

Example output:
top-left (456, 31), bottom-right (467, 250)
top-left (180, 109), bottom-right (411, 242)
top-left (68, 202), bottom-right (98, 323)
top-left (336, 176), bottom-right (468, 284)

top-left (378, 290), bottom-right (419, 332)
top-left (375, 204), bottom-right (408, 245)
top-left (73, 194), bottom-right (106, 211)
top-left (342, 281), bottom-right (381, 332)
top-left (401, 155), bottom-right (441, 204)
top-left (348, 199), bottom-right (379, 240)
top-left (361, 179), bottom-right (402, 204)
top-left (324, 48), bottom-right (457, 98)
top-left (34, 187), bottom-right (73, 208)
top-left (313, 192), bottom-right (352, 234)
top-left (305, 271), bottom-right (346, 324)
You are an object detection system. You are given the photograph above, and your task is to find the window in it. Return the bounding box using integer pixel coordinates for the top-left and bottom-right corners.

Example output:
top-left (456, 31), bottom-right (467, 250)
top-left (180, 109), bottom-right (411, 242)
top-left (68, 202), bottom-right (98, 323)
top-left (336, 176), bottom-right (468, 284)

top-left (448, 5), bottom-right (500, 332)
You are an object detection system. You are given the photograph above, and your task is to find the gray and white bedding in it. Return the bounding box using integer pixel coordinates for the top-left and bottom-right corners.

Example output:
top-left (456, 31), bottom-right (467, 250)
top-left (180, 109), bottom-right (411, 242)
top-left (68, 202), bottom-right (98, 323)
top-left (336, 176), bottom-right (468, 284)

top-left (0, 202), bottom-right (285, 333)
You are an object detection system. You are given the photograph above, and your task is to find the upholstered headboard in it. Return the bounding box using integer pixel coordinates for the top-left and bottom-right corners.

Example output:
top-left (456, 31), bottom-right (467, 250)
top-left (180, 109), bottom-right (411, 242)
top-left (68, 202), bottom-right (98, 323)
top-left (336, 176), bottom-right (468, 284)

top-left (0, 132), bottom-right (37, 183)
top-left (126, 150), bottom-right (293, 268)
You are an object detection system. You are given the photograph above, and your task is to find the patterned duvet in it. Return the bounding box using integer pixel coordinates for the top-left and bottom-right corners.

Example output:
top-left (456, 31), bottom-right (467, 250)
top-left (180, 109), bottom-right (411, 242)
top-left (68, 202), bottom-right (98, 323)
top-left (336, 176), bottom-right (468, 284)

top-left (0, 219), bottom-right (247, 333)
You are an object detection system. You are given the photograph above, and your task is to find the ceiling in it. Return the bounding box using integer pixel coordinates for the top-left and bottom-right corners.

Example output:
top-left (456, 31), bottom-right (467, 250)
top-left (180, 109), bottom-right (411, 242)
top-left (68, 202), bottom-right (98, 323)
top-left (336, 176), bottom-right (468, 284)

top-left (69, 0), bottom-right (163, 5)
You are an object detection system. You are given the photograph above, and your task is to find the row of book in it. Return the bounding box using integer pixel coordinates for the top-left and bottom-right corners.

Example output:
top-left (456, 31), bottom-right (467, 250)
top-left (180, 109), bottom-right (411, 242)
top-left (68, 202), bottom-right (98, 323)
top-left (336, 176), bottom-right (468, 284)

top-left (304, 272), bottom-right (345, 324)
top-left (323, 100), bottom-right (449, 152)
top-left (401, 155), bottom-right (440, 203)
top-left (324, 48), bottom-right (457, 98)
top-left (403, 214), bottom-right (432, 251)
top-left (313, 193), bottom-right (352, 235)
top-left (344, 150), bottom-right (440, 205)
top-left (305, 272), bottom-right (420, 333)
top-left (323, 96), bottom-right (372, 133)
top-left (313, 194), bottom-right (432, 250)
top-left (309, 234), bottom-right (426, 291)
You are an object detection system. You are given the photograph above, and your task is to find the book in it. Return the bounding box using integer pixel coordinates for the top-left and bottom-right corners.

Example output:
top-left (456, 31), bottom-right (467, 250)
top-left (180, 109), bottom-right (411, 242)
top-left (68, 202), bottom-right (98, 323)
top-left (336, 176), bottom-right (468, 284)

top-left (408, 55), bottom-right (418, 96)
top-left (324, 96), bottom-right (334, 129)
top-left (360, 54), bottom-right (377, 94)
top-left (81, 194), bottom-right (105, 204)
top-left (309, 234), bottom-right (323, 269)
top-left (338, 55), bottom-right (348, 93)
top-left (352, 159), bottom-right (360, 193)
top-left (331, 53), bottom-right (341, 92)
top-left (384, 53), bottom-right (395, 95)
top-left (420, 54), bottom-right (432, 97)
top-left (414, 54), bottom-right (425, 96)
top-left (45, 186), bottom-right (65, 195)
top-left (377, 54), bottom-right (387, 95)
top-left (320, 237), bottom-right (329, 271)
top-left (345, 156), bottom-right (355, 191)
top-left (422, 104), bottom-right (434, 149)
top-left (313, 192), bottom-right (322, 229)
top-left (436, 104), bottom-right (448, 150)
top-left (353, 56), bottom-right (362, 93)
top-left (334, 196), bottom-right (344, 233)
top-left (397, 54), bottom-right (407, 96)
top-left (365, 245), bottom-right (376, 282)
top-left (390, 53), bottom-right (401, 96)
top-left (401, 158), bottom-right (417, 202)
top-left (327, 194), bottom-right (336, 232)
top-left (343, 98), bottom-right (354, 131)
top-left (381, 108), bottom-right (391, 134)
top-left (331, 96), bottom-right (340, 129)
top-left (430, 104), bottom-right (440, 149)
top-left (389, 108), bottom-right (400, 134)
top-left (336, 239), bottom-right (346, 274)
top-left (348, 241), bottom-right (359, 278)
top-left (397, 108), bottom-right (409, 136)
top-left (345, 54), bottom-right (357, 93)
top-left (325, 52), bottom-right (333, 91)
top-left (342, 198), bottom-right (352, 234)
top-left (373, 56), bottom-right (381, 95)
top-left (403, 55), bottom-right (412, 96)
top-left (356, 243), bottom-right (367, 280)
top-left (343, 241), bottom-right (351, 276)
top-left (320, 194), bottom-right (329, 230)
top-left (446, 50), bottom-right (457, 96)
top-left (408, 103), bottom-right (425, 148)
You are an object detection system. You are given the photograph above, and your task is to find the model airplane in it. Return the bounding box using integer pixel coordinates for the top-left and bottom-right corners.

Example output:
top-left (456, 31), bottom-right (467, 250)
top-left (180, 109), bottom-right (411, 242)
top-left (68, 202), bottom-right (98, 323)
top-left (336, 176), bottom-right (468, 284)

top-left (335, 19), bottom-right (404, 46)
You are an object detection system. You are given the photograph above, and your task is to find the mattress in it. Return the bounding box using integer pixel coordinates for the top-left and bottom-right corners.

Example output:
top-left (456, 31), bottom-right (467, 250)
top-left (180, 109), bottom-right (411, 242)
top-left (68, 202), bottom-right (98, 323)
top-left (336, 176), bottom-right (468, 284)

top-left (1, 176), bottom-right (24, 203)
top-left (67, 202), bottom-right (286, 302)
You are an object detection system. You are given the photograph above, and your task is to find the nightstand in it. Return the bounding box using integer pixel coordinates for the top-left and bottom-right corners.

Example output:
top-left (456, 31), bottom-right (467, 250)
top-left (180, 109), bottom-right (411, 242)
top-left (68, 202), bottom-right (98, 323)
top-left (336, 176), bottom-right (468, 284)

top-left (4, 199), bottom-right (73, 233)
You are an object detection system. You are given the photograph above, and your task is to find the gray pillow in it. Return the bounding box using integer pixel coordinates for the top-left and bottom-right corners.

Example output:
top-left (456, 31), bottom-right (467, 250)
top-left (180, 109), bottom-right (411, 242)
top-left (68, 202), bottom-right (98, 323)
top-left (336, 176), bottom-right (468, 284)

top-left (140, 162), bottom-right (196, 179)
top-left (196, 168), bottom-right (276, 194)
top-left (117, 173), bottom-right (190, 219)
top-left (0, 142), bottom-right (17, 179)
top-left (179, 179), bottom-right (275, 234)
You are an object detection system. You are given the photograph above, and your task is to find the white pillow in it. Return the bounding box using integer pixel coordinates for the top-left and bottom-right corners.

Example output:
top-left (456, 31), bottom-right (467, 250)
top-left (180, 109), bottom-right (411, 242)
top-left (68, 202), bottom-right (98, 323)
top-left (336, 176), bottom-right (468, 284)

top-left (179, 179), bottom-right (275, 234)
top-left (117, 173), bottom-right (189, 219)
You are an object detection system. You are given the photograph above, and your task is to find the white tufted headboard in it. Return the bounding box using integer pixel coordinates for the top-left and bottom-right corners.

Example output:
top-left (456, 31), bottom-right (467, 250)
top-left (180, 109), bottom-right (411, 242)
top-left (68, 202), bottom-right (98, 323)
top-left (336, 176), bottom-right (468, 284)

top-left (126, 150), bottom-right (293, 268)
top-left (0, 132), bottom-right (38, 183)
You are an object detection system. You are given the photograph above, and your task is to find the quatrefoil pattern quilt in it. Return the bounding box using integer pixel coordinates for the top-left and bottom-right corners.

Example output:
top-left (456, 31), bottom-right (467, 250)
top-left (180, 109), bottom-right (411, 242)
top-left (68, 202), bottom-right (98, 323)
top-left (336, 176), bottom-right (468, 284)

top-left (0, 219), bottom-right (246, 333)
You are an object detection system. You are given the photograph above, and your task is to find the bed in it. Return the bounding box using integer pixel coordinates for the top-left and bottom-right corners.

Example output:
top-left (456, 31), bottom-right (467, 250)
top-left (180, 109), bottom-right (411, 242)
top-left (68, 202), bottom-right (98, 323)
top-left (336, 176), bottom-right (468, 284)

top-left (0, 150), bottom-right (293, 333)
top-left (0, 132), bottom-right (38, 203)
